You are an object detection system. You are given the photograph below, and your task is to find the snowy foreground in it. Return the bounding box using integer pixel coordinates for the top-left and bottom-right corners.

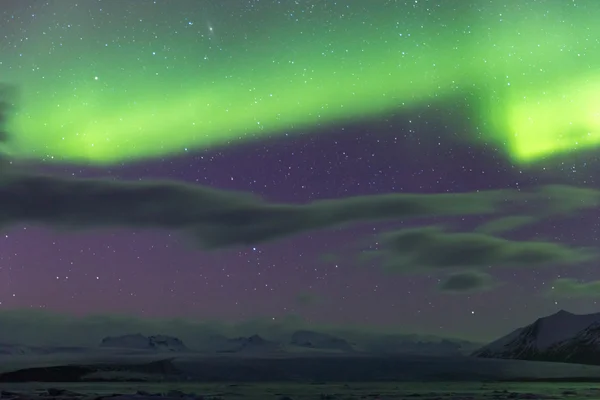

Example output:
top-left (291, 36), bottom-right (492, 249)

top-left (1, 382), bottom-right (600, 400)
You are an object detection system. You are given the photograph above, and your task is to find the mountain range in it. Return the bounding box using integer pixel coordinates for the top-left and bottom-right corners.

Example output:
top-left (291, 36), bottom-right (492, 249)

top-left (95, 329), bottom-right (481, 356)
top-left (100, 334), bottom-right (189, 352)
top-left (0, 329), bottom-right (477, 357)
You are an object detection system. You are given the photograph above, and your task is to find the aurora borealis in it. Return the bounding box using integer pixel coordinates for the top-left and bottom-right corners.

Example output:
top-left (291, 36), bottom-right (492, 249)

top-left (3, 0), bottom-right (600, 344)
top-left (2, 0), bottom-right (599, 164)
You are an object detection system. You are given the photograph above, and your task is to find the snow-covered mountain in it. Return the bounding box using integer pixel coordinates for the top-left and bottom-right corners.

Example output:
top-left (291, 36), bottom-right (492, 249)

top-left (290, 330), bottom-right (355, 352)
top-left (473, 310), bottom-right (600, 363)
top-left (543, 321), bottom-right (600, 364)
top-left (99, 334), bottom-right (188, 352)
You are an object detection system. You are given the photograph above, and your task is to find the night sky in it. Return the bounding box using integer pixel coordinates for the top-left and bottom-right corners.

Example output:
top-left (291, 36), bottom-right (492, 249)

top-left (0, 0), bottom-right (599, 342)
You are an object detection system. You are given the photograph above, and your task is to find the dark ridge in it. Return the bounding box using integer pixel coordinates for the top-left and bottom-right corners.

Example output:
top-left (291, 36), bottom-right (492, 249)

top-left (0, 358), bottom-right (181, 382)
top-left (499, 377), bottom-right (600, 383)
top-left (0, 365), bottom-right (94, 382)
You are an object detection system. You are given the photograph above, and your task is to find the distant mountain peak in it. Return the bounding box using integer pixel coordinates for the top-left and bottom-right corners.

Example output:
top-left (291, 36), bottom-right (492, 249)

top-left (290, 330), bottom-right (354, 352)
top-left (214, 334), bottom-right (281, 354)
top-left (230, 334), bottom-right (268, 345)
top-left (472, 310), bottom-right (600, 365)
top-left (551, 309), bottom-right (574, 317)
top-left (99, 334), bottom-right (188, 352)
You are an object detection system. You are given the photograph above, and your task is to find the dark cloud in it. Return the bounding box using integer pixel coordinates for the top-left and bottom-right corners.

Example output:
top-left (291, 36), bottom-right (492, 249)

top-left (0, 173), bottom-right (516, 249)
top-left (196, 189), bottom-right (523, 248)
top-left (534, 185), bottom-right (600, 215)
top-left (467, 186), bottom-right (600, 236)
top-left (474, 215), bottom-right (537, 235)
top-left (377, 226), bottom-right (594, 272)
top-left (546, 278), bottom-right (600, 298)
top-left (438, 271), bottom-right (498, 293)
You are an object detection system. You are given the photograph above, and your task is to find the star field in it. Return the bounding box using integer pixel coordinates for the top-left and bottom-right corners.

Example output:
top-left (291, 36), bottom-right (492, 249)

top-left (0, 0), bottom-right (599, 342)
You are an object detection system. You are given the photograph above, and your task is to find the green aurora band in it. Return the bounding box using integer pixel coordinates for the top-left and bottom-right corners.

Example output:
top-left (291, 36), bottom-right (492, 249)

top-left (2, 1), bottom-right (599, 165)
